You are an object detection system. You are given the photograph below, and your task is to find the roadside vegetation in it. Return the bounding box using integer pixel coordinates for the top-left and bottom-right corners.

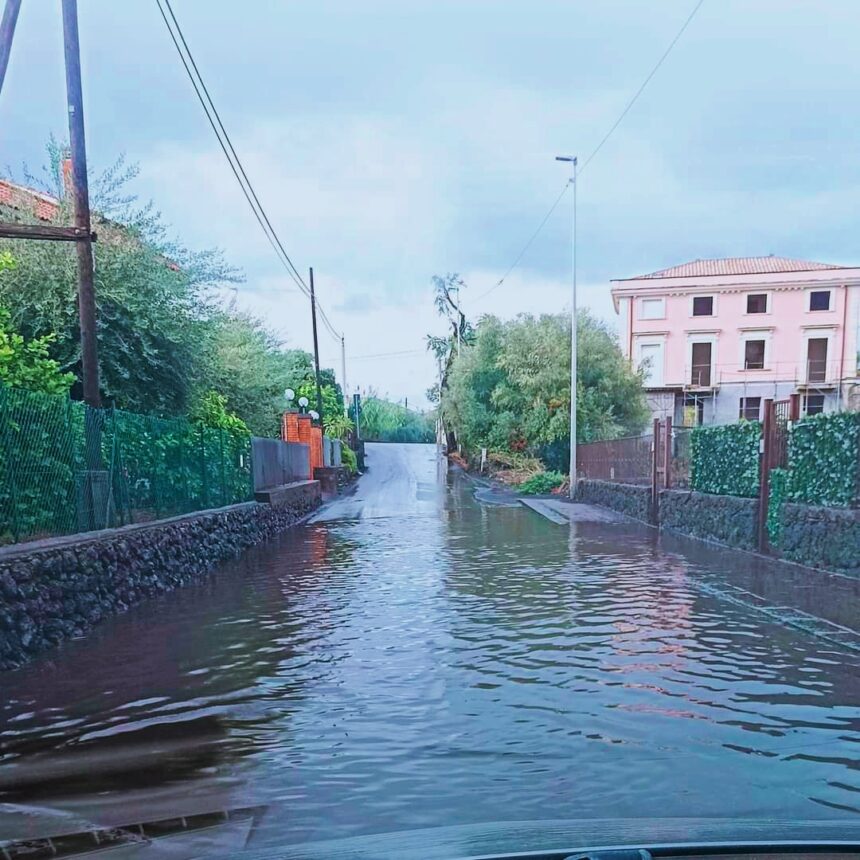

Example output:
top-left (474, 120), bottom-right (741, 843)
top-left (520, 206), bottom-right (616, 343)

top-left (355, 393), bottom-right (434, 443)
top-left (0, 142), bottom-right (355, 438)
top-left (428, 273), bottom-right (648, 491)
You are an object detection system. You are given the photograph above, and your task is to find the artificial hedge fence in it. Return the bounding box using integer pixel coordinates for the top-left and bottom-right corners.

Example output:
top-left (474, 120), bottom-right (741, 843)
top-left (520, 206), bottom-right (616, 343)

top-left (786, 411), bottom-right (860, 508)
top-left (691, 420), bottom-right (761, 498)
top-left (767, 467), bottom-right (789, 546)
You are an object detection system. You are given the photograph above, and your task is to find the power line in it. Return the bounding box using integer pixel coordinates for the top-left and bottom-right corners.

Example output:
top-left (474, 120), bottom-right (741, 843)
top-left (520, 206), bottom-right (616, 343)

top-left (349, 349), bottom-right (425, 361)
top-left (158, 0), bottom-right (309, 293)
top-left (154, 0), bottom-right (305, 296)
top-left (579, 0), bottom-right (706, 175)
top-left (478, 0), bottom-right (705, 303)
top-left (155, 0), bottom-right (343, 340)
top-left (473, 182), bottom-right (570, 301)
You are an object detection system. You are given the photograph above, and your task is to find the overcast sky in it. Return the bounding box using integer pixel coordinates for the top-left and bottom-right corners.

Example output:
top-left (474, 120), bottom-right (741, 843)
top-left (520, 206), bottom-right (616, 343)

top-left (3, 1), bottom-right (859, 407)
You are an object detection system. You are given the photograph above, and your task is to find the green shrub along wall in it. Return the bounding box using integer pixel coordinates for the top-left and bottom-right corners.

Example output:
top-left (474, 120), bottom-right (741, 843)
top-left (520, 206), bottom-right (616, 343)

top-left (691, 421), bottom-right (761, 498)
top-left (785, 412), bottom-right (860, 508)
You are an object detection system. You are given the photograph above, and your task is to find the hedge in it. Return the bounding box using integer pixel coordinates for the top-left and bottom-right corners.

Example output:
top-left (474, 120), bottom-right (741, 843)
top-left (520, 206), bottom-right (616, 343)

top-left (767, 467), bottom-right (789, 546)
top-left (786, 412), bottom-right (860, 508)
top-left (691, 421), bottom-right (761, 498)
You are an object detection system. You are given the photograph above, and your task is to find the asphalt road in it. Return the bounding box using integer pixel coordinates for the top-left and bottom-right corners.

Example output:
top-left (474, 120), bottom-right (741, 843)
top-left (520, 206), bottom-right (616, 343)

top-left (311, 442), bottom-right (444, 521)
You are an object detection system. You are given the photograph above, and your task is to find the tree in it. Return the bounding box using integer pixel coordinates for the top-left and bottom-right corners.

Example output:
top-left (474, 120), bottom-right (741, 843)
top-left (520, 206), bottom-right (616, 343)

top-left (0, 143), bottom-right (343, 437)
top-left (426, 273), bottom-right (475, 450)
top-left (0, 253), bottom-right (74, 395)
top-left (441, 311), bottom-right (648, 467)
top-left (0, 141), bottom-right (237, 415)
top-left (189, 390), bottom-right (250, 435)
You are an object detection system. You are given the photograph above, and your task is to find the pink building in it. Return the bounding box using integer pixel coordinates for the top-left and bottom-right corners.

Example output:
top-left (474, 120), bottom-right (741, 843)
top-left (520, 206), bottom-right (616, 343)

top-left (610, 257), bottom-right (860, 425)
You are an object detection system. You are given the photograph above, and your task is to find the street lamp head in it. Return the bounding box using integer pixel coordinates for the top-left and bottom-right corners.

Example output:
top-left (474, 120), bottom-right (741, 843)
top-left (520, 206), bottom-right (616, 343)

top-left (555, 155), bottom-right (577, 164)
top-left (298, 396), bottom-right (309, 409)
top-left (309, 409), bottom-right (319, 421)
top-left (284, 388), bottom-right (295, 402)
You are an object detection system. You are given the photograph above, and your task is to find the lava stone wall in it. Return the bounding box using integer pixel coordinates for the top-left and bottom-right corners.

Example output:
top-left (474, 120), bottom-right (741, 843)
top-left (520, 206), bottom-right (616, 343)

top-left (778, 502), bottom-right (860, 577)
top-left (0, 486), bottom-right (320, 670)
top-left (575, 479), bottom-right (653, 522)
top-left (659, 488), bottom-right (758, 550)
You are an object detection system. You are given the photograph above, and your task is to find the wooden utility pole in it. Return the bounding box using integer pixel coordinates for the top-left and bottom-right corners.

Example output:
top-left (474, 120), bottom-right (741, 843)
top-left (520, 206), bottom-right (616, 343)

top-left (62, 0), bottom-right (100, 409)
top-left (0, 0), bottom-right (21, 96)
top-left (308, 267), bottom-right (324, 424)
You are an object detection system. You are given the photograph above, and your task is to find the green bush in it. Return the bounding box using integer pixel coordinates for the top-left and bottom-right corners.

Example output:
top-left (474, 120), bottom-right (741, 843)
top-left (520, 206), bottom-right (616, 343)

top-left (341, 444), bottom-right (358, 475)
top-left (767, 467), bottom-right (789, 546)
top-left (518, 470), bottom-right (565, 495)
top-left (0, 383), bottom-right (253, 543)
top-left (786, 412), bottom-right (860, 508)
top-left (691, 421), bottom-right (760, 497)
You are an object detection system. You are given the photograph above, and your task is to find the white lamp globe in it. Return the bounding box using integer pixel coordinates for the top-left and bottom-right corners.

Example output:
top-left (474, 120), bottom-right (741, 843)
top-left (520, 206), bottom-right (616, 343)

top-left (298, 396), bottom-right (309, 408)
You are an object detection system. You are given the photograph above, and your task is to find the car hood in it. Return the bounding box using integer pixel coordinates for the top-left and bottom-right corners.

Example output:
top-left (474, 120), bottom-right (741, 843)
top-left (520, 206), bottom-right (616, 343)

top-left (244, 818), bottom-right (860, 860)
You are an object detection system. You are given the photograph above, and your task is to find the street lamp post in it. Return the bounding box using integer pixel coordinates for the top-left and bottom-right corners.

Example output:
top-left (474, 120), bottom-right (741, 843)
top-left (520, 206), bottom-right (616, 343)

top-left (555, 155), bottom-right (578, 498)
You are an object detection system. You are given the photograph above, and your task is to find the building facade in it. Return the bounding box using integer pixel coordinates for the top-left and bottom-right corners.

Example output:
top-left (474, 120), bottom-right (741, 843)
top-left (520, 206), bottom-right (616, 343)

top-left (610, 257), bottom-right (860, 426)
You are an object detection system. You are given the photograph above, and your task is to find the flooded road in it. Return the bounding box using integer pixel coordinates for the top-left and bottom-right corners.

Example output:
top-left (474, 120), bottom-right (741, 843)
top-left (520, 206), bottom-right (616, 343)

top-left (1, 443), bottom-right (859, 851)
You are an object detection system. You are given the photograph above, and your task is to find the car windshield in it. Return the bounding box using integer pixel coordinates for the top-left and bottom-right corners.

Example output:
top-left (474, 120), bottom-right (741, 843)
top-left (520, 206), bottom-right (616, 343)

top-left (1, 2), bottom-right (859, 859)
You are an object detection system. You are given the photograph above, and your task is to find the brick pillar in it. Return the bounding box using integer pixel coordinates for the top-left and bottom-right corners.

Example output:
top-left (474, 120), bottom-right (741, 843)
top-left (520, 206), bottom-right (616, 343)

top-left (282, 411), bottom-right (300, 443)
top-left (310, 426), bottom-right (324, 473)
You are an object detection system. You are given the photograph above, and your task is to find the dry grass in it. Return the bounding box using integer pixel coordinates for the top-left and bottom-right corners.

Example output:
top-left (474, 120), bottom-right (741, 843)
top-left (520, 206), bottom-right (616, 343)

top-left (486, 450), bottom-right (543, 486)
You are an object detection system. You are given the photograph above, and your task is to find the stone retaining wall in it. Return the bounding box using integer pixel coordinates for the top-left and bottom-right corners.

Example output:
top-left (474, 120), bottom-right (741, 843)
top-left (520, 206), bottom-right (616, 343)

top-left (575, 479), bottom-right (652, 522)
top-left (778, 502), bottom-right (860, 576)
top-left (0, 482), bottom-right (320, 670)
top-left (659, 488), bottom-right (758, 550)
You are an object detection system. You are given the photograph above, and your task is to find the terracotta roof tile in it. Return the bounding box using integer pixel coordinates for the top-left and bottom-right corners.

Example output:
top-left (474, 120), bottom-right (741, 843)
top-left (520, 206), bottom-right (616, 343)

top-left (630, 256), bottom-right (845, 280)
top-left (0, 179), bottom-right (59, 222)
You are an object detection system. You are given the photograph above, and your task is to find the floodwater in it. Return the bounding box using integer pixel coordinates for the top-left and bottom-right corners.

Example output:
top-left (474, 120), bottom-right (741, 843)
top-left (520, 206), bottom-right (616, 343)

top-left (1, 443), bottom-right (859, 853)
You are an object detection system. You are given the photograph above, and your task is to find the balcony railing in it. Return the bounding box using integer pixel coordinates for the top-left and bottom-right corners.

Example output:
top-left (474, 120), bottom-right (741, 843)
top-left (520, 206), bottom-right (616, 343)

top-left (689, 364), bottom-right (712, 387)
top-left (806, 358), bottom-right (827, 384)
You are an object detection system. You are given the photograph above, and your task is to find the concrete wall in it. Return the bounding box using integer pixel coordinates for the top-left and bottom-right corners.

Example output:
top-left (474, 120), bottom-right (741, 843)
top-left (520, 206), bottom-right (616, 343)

top-left (321, 437), bottom-right (342, 468)
top-left (575, 479), bottom-right (652, 522)
top-left (0, 482), bottom-right (320, 670)
top-left (660, 488), bottom-right (758, 550)
top-left (251, 437), bottom-right (310, 488)
top-left (778, 502), bottom-right (860, 576)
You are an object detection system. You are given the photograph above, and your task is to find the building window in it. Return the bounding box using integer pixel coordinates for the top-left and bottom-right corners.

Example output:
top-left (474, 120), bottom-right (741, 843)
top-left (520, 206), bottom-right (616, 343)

top-left (809, 290), bottom-right (831, 311)
top-left (804, 394), bottom-right (825, 415)
top-left (690, 342), bottom-right (712, 386)
top-left (806, 337), bottom-right (828, 382)
top-left (692, 296), bottom-right (714, 316)
top-left (739, 397), bottom-right (761, 421)
top-left (744, 339), bottom-right (766, 369)
top-left (639, 297), bottom-right (665, 320)
top-left (683, 395), bottom-right (704, 427)
top-left (638, 342), bottom-right (664, 387)
top-left (746, 293), bottom-right (768, 314)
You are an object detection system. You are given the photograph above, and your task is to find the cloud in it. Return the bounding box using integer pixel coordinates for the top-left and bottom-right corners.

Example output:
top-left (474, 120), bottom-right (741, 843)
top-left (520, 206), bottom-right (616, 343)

top-left (334, 292), bottom-right (378, 314)
top-left (114, 0), bottom-right (860, 408)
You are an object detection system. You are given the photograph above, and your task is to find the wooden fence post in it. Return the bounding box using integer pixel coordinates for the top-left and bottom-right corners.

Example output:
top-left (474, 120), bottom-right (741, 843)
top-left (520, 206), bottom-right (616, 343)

top-left (758, 398), bottom-right (774, 552)
top-left (789, 392), bottom-right (800, 422)
top-left (663, 418), bottom-right (672, 489)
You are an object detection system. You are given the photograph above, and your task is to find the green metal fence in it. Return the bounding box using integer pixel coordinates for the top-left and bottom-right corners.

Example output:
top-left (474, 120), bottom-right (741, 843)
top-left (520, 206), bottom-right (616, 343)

top-left (0, 385), bottom-right (253, 545)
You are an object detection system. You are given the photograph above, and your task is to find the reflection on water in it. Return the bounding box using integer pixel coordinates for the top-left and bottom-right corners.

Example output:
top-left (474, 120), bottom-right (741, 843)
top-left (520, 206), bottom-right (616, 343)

top-left (1, 447), bottom-right (858, 847)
